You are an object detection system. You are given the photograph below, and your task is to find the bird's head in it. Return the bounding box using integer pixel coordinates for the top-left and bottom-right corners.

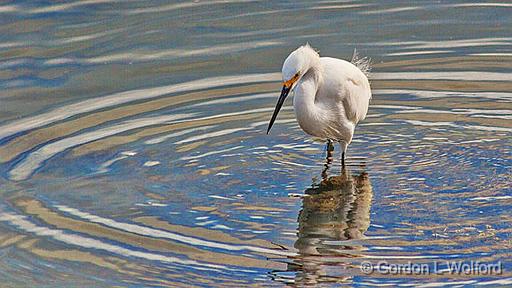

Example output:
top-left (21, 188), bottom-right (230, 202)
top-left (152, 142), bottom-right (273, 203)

top-left (267, 44), bottom-right (319, 134)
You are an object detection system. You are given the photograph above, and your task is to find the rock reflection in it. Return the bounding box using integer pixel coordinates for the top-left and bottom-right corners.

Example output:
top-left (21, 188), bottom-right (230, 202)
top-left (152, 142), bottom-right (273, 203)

top-left (278, 159), bottom-right (372, 285)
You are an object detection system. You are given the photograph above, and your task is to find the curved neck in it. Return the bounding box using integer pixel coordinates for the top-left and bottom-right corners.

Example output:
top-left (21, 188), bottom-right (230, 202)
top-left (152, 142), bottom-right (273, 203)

top-left (294, 63), bottom-right (322, 107)
top-left (293, 63), bottom-right (323, 135)
top-left (304, 59), bottom-right (323, 89)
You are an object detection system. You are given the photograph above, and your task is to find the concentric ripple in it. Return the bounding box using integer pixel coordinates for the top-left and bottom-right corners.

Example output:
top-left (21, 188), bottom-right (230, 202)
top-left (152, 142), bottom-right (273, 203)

top-left (1, 1), bottom-right (511, 287)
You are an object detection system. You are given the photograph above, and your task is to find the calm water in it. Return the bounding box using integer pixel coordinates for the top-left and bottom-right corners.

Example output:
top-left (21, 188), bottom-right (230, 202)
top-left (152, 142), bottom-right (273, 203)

top-left (0, 1), bottom-right (511, 287)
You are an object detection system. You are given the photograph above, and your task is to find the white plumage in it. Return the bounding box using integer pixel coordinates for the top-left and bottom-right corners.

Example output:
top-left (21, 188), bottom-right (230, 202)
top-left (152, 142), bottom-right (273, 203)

top-left (267, 44), bottom-right (372, 165)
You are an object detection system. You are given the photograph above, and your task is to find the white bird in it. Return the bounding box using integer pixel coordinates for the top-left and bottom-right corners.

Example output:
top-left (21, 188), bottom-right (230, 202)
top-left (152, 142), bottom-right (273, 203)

top-left (267, 44), bottom-right (371, 166)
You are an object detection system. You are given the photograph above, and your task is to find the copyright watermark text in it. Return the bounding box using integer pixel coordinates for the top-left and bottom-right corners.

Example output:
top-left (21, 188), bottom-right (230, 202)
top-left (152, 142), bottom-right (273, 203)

top-left (360, 260), bottom-right (503, 275)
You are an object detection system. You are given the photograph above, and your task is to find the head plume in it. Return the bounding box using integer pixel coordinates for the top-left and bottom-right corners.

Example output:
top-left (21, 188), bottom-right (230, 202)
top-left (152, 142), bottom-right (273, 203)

top-left (282, 43), bottom-right (320, 81)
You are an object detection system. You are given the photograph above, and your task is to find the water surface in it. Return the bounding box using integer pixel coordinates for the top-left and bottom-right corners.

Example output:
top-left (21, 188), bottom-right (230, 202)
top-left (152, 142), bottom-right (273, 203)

top-left (0, 1), bottom-right (511, 287)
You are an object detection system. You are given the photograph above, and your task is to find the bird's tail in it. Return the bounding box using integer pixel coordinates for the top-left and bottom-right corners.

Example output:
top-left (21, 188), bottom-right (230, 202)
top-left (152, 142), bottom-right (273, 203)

top-left (351, 48), bottom-right (371, 78)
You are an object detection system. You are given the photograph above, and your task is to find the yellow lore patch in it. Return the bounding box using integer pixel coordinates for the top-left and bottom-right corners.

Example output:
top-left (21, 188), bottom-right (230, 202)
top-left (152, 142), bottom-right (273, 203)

top-left (283, 73), bottom-right (299, 88)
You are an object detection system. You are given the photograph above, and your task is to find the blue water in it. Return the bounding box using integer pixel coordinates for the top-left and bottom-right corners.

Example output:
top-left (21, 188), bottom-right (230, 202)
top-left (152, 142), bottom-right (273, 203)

top-left (0, 1), bottom-right (511, 287)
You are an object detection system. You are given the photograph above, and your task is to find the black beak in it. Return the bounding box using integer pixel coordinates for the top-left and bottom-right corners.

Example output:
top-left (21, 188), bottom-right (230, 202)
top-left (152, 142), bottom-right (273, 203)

top-left (267, 85), bottom-right (291, 134)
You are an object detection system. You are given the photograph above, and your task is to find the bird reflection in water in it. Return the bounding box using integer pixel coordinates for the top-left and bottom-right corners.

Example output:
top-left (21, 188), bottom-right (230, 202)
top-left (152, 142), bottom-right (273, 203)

top-left (274, 145), bottom-right (373, 286)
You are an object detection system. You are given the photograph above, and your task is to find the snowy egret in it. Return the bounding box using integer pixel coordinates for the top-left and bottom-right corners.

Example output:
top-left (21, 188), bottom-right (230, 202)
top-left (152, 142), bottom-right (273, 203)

top-left (267, 44), bottom-right (371, 166)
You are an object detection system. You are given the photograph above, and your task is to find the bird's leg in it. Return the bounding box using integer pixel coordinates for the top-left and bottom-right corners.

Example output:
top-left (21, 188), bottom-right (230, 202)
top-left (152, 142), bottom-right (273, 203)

top-left (340, 141), bottom-right (348, 169)
top-left (326, 139), bottom-right (335, 159)
top-left (322, 139), bottom-right (335, 180)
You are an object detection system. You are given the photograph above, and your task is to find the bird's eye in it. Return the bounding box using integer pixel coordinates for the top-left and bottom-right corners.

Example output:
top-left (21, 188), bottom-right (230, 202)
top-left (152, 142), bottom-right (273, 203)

top-left (295, 72), bottom-right (300, 77)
